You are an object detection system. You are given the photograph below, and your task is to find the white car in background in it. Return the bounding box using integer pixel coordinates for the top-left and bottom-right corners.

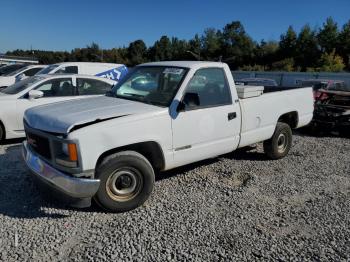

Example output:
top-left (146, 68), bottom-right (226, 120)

top-left (0, 65), bottom-right (46, 88)
top-left (36, 62), bottom-right (128, 82)
top-left (0, 74), bottom-right (116, 140)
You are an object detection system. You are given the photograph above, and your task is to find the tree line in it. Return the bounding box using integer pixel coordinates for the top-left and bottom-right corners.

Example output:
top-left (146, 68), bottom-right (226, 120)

top-left (6, 17), bottom-right (350, 72)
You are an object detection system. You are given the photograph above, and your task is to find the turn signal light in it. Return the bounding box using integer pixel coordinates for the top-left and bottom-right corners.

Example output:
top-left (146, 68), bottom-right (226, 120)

top-left (68, 143), bottom-right (78, 161)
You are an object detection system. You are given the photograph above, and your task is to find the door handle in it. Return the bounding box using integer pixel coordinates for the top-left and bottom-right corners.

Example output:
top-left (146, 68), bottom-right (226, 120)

top-left (228, 112), bottom-right (236, 121)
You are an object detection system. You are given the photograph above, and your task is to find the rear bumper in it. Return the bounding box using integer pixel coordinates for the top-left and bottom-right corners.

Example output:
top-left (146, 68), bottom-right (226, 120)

top-left (22, 141), bottom-right (100, 199)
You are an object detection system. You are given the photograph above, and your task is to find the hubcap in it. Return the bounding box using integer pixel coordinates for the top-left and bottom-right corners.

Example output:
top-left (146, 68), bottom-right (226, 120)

top-left (277, 133), bottom-right (287, 153)
top-left (106, 168), bottom-right (143, 202)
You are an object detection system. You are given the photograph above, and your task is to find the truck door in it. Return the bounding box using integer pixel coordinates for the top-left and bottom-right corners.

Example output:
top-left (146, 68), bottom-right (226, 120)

top-left (172, 67), bottom-right (241, 166)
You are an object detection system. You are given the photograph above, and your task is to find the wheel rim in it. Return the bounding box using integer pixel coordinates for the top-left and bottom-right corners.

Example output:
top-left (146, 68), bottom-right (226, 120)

top-left (106, 167), bottom-right (143, 202)
top-left (277, 133), bottom-right (287, 153)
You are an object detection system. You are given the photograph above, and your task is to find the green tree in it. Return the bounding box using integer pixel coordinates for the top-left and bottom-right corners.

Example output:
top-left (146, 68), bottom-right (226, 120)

top-left (271, 58), bottom-right (295, 71)
top-left (318, 17), bottom-right (339, 53)
top-left (127, 40), bottom-right (147, 66)
top-left (318, 49), bottom-right (345, 72)
top-left (221, 21), bottom-right (255, 68)
top-left (86, 42), bottom-right (102, 62)
top-left (279, 26), bottom-right (297, 59)
top-left (188, 34), bottom-right (202, 60)
top-left (150, 35), bottom-right (172, 61)
top-left (295, 25), bottom-right (319, 70)
top-left (338, 20), bottom-right (350, 70)
top-left (170, 37), bottom-right (189, 60)
top-left (201, 28), bottom-right (221, 60)
top-left (239, 64), bottom-right (265, 71)
top-left (254, 40), bottom-right (279, 70)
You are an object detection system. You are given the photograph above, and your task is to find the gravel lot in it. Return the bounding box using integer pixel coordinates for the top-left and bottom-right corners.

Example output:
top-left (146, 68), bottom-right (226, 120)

top-left (0, 132), bottom-right (349, 261)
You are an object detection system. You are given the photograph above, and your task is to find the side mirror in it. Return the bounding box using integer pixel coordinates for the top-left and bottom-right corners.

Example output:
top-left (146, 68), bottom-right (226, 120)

top-left (177, 92), bottom-right (200, 112)
top-left (28, 90), bottom-right (44, 100)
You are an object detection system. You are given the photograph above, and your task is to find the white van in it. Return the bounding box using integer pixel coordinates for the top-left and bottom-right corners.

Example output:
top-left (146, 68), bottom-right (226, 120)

top-left (36, 62), bottom-right (128, 81)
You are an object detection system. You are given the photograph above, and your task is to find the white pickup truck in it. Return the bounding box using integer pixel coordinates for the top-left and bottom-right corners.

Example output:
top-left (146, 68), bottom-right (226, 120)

top-left (22, 61), bottom-right (314, 212)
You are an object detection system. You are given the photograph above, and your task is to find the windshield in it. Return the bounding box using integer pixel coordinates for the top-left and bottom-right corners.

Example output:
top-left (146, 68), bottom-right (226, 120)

top-left (0, 64), bottom-right (26, 76)
top-left (36, 64), bottom-right (59, 75)
top-left (1, 76), bottom-right (44, 95)
top-left (112, 66), bottom-right (188, 107)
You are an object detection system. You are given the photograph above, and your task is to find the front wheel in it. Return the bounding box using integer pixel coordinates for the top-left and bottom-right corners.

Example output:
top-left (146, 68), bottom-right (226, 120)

top-left (94, 151), bottom-right (155, 212)
top-left (264, 122), bottom-right (292, 160)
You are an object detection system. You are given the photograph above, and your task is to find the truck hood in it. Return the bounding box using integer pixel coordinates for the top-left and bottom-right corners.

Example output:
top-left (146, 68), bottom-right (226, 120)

top-left (24, 96), bottom-right (163, 134)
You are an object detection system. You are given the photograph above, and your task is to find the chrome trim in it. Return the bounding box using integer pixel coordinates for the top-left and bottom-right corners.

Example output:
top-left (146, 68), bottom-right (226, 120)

top-left (23, 141), bottom-right (100, 198)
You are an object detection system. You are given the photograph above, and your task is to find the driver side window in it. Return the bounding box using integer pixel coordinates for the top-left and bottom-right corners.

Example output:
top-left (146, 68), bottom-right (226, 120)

top-left (35, 78), bottom-right (74, 97)
top-left (184, 68), bottom-right (232, 109)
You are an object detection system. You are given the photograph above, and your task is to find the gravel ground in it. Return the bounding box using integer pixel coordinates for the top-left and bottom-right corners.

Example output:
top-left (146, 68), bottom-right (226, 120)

top-left (0, 133), bottom-right (349, 261)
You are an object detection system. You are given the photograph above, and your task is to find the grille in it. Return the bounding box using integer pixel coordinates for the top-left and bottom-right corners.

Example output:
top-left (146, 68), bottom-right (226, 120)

top-left (26, 131), bottom-right (52, 160)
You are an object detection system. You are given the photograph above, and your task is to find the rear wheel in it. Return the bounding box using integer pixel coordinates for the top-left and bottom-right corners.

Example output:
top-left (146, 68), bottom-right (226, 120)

top-left (94, 151), bottom-right (155, 212)
top-left (264, 122), bottom-right (292, 159)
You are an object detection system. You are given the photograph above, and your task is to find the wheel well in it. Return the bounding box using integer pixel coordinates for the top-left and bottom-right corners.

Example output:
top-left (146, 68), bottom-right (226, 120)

top-left (96, 141), bottom-right (165, 171)
top-left (278, 111), bottom-right (298, 128)
top-left (0, 120), bottom-right (5, 140)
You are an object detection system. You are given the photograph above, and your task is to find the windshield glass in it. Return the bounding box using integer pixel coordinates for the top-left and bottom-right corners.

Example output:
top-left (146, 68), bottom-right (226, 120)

top-left (112, 66), bottom-right (188, 107)
top-left (1, 76), bottom-right (44, 95)
top-left (36, 64), bottom-right (59, 75)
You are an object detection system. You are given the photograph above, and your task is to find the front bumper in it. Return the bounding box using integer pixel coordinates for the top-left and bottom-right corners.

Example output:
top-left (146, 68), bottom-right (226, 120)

top-left (22, 141), bottom-right (100, 199)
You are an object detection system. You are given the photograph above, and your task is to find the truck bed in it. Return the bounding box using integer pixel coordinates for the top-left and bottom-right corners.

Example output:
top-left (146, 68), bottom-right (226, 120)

top-left (238, 87), bottom-right (314, 148)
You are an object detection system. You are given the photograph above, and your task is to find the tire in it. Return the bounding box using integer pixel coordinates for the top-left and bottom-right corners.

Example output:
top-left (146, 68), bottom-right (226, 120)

top-left (264, 122), bottom-right (292, 160)
top-left (94, 151), bottom-right (155, 212)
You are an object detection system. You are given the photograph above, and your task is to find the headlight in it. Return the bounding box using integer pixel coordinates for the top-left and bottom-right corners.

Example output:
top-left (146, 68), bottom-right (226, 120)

top-left (54, 141), bottom-right (79, 168)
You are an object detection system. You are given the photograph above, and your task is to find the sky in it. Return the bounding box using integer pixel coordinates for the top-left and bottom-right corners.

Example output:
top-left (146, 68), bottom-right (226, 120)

top-left (1, 0), bottom-right (349, 53)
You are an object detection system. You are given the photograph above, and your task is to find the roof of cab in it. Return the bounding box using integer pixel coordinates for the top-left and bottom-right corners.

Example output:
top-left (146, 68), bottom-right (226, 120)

top-left (139, 61), bottom-right (226, 69)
